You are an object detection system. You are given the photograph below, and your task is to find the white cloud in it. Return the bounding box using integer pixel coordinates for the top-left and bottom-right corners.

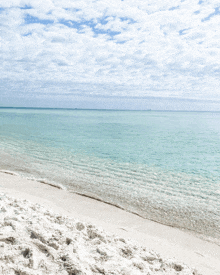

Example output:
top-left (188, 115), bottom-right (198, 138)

top-left (0, 0), bottom-right (220, 108)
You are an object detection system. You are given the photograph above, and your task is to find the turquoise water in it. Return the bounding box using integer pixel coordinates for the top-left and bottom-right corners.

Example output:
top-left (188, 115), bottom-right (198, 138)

top-left (0, 108), bottom-right (220, 242)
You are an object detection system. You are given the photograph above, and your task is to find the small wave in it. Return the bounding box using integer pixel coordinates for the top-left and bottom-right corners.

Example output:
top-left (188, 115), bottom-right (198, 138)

top-left (35, 179), bottom-right (67, 190)
top-left (69, 190), bottom-right (144, 218)
top-left (0, 170), bottom-right (66, 191)
top-left (0, 170), bottom-right (20, 176)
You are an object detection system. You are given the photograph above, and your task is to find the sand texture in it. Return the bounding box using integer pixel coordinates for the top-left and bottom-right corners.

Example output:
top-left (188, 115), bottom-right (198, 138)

top-left (0, 193), bottom-right (199, 275)
top-left (1, 172), bottom-right (220, 275)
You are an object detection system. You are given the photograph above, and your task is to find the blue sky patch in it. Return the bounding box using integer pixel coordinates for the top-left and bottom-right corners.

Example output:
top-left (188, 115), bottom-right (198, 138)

top-left (64, 8), bottom-right (81, 12)
top-left (120, 17), bottom-right (136, 24)
top-left (22, 32), bottom-right (32, 37)
top-left (202, 7), bottom-right (220, 22)
top-left (58, 19), bottom-right (89, 29)
top-left (169, 6), bottom-right (179, 11)
top-left (98, 16), bottom-right (110, 25)
top-left (20, 5), bottom-right (32, 10)
top-left (24, 14), bottom-right (54, 25)
top-left (179, 29), bottom-right (189, 35)
top-left (95, 29), bottom-right (121, 38)
top-left (116, 40), bottom-right (126, 44)
top-left (59, 18), bottom-right (121, 38)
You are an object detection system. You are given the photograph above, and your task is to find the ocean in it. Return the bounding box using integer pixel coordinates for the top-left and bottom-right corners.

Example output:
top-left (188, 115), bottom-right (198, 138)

top-left (0, 108), bottom-right (219, 244)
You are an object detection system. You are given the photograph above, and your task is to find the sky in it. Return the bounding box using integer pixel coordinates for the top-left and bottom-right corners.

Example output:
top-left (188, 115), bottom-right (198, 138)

top-left (0, 0), bottom-right (220, 110)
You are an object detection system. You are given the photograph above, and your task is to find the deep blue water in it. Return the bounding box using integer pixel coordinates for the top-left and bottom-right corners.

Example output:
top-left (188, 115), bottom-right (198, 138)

top-left (0, 108), bottom-right (219, 242)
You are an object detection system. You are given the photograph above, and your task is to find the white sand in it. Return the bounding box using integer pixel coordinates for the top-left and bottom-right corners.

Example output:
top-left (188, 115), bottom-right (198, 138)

top-left (0, 172), bottom-right (220, 275)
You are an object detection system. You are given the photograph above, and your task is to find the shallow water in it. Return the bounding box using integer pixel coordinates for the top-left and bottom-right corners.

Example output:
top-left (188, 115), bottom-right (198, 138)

top-left (0, 108), bottom-right (219, 242)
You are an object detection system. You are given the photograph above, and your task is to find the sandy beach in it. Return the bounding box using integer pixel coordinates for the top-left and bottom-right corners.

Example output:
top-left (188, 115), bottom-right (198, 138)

top-left (0, 172), bottom-right (220, 275)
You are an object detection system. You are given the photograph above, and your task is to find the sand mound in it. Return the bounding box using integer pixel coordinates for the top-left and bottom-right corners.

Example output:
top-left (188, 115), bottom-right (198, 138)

top-left (0, 193), bottom-right (199, 275)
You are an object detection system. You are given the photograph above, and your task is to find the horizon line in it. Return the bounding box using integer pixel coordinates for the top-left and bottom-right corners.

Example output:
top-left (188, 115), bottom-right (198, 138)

top-left (0, 106), bottom-right (220, 113)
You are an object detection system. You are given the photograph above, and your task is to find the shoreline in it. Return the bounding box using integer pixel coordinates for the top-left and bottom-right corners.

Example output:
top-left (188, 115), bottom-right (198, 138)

top-left (0, 172), bottom-right (220, 274)
top-left (1, 170), bottom-right (219, 247)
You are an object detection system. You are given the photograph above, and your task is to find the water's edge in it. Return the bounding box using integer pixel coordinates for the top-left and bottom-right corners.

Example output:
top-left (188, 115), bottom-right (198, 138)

top-left (1, 169), bottom-right (219, 247)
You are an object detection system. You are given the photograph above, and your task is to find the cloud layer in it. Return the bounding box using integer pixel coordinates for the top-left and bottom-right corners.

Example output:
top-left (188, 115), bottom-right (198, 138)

top-left (1, 0), bottom-right (220, 108)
